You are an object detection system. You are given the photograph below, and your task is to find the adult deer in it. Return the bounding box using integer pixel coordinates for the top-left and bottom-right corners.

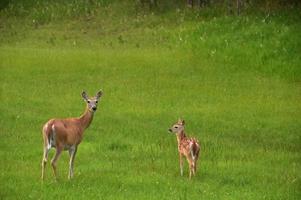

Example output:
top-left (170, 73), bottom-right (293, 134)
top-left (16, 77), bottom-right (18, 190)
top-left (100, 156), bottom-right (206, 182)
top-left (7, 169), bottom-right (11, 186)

top-left (41, 90), bottom-right (103, 180)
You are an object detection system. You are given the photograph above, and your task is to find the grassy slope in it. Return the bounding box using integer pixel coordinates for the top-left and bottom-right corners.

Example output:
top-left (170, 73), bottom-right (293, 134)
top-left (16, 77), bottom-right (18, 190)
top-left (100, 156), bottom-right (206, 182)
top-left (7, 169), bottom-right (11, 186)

top-left (0, 2), bottom-right (300, 199)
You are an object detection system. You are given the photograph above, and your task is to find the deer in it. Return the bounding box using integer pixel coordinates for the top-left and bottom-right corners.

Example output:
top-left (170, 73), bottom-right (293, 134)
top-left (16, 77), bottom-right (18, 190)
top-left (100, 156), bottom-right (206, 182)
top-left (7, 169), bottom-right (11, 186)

top-left (169, 119), bottom-right (200, 179)
top-left (41, 90), bottom-right (103, 180)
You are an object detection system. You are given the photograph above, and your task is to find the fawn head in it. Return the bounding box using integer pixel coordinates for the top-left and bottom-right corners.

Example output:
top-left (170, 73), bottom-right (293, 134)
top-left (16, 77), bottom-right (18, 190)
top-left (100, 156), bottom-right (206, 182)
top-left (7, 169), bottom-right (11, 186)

top-left (82, 90), bottom-right (103, 112)
top-left (169, 119), bottom-right (185, 134)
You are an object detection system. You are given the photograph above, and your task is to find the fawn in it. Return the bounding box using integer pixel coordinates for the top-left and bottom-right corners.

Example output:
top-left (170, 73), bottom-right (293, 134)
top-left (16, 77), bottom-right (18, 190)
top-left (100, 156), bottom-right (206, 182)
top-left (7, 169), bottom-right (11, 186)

top-left (169, 119), bottom-right (200, 179)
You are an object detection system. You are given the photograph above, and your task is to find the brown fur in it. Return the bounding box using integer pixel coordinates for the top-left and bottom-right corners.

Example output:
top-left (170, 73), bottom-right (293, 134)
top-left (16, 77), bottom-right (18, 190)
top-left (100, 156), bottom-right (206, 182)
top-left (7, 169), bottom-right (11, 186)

top-left (41, 91), bottom-right (102, 180)
top-left (169, 119), bottom-right (201, 179)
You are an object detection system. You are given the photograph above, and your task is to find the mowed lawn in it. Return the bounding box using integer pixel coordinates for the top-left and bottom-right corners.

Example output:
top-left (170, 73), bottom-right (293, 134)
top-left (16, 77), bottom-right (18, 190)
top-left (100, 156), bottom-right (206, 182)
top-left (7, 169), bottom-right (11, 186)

top-left (1, 8), bottom-right (301, 200)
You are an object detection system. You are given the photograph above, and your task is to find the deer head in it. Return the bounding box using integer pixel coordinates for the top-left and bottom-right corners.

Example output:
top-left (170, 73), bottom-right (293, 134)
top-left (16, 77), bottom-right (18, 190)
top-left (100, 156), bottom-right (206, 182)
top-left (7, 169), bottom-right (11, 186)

top-left (169, 119), bottom-right (185, 134)
top-left (81, 90), bottom-right (103, 112)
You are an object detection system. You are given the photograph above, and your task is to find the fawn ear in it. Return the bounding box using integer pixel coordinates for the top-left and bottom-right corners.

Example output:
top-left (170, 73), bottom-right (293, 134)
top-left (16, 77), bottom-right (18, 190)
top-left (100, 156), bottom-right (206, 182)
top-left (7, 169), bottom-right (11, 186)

top-left (96, 90), bottom-right (103, 99)
top-left (178, 118), bottom-right (185, 125)
top-left (82, 91), bottom-right (88, 101)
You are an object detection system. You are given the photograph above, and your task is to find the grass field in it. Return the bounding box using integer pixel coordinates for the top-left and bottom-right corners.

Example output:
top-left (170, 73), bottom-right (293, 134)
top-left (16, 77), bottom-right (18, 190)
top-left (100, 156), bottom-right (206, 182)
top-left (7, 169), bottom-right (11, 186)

top-left (0, 1), bottom-right (301, 199)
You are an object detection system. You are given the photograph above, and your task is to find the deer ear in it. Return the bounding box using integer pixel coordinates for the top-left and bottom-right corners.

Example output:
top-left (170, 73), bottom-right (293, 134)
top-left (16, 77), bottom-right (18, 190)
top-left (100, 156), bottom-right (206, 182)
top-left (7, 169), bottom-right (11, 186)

top-left (96, 90), bottom-right (103, 99)
top-left (178, 118), bottom-right (185, 125)
top-left (82, 91), bottom-right (88, 101)
top-left (181, 120), bottom-right (185, 125)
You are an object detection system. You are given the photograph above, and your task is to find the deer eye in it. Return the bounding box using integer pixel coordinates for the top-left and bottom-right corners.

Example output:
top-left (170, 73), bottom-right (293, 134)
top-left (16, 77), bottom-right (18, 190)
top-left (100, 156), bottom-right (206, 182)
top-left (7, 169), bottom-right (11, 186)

top-left (96, 101), bottom-right (98, 103)
top-left (87, 100), bottom-right (90, 103)
top-left (174, 126), bottom-right (178, 129)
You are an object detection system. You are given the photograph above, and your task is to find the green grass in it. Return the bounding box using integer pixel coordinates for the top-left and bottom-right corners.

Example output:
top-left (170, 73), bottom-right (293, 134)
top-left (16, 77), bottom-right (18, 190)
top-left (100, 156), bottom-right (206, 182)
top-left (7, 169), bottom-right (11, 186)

top-left (0, 2), bottom-right (301, 199)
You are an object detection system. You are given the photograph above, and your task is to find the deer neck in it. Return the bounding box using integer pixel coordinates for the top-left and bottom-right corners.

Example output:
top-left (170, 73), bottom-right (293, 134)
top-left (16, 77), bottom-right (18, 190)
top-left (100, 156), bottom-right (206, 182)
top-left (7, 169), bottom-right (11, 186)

top-left (79, 106), bottom-right (94, 130)
top-left (176, 130), bottom-right (186, 144)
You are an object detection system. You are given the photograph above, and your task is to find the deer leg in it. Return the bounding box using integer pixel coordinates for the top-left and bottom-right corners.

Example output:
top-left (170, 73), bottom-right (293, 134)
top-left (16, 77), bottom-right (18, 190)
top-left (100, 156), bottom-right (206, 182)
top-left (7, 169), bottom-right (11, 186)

top-left (51, 147), bottom-right (62, 180)
top-left (41, 146), bottom-right (50, 180)
top-left (193, 160), bottom-right (197, 176)
top-left (194, 153), bottom-right (200, 176)
top-left (188, 158), bottom-right (193, 179)
top-left (68, 146), bottom-right (77, 179)
top-left (194, 148), bottom-right (200, 176)
top-left (179, 153), bottom-right (183, 176)
top-left (192, 161), bottom-right (196, 176)
top-left (189, 163), bottom-right (192, 179)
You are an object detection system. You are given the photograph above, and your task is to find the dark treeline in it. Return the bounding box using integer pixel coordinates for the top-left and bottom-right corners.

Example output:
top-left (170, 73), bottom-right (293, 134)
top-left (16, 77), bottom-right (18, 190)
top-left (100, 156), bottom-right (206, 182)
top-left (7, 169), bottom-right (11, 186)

top-left (0, 0), bottom-right (300, 15)
top-left (139, 0), bottom-right (300, 14)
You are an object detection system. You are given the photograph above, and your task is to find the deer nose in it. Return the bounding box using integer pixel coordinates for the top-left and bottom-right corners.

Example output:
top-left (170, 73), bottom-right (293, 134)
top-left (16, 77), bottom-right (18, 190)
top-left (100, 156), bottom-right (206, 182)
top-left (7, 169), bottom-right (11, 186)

top-left (92, 107), bottom-right (97, 111)
top-left (168, 128), bottom-right (172, 132)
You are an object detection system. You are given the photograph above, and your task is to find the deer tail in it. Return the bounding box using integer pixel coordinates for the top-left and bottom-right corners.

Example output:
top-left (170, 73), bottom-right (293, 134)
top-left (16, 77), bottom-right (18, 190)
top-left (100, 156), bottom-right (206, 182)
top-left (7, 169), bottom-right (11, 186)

top-left (190, 140), bottom-right (198, 161)
top-left (42, 120), bottom-right (55, 149)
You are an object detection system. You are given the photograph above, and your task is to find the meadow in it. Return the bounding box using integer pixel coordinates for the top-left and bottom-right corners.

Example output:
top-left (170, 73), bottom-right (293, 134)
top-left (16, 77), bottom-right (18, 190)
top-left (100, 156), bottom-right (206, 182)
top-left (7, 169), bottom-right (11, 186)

top-left (0, 1), bottom-right (300, 199)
